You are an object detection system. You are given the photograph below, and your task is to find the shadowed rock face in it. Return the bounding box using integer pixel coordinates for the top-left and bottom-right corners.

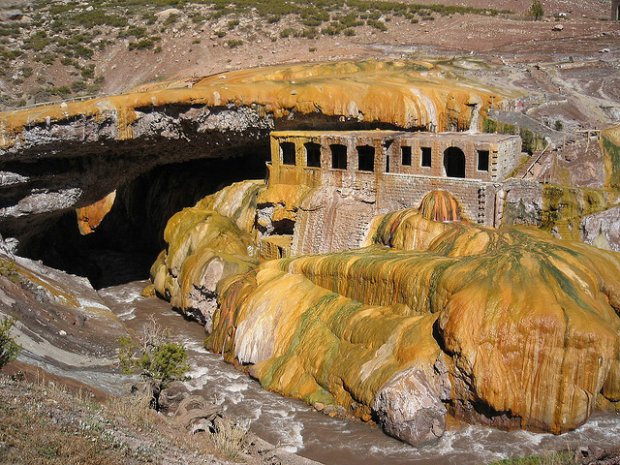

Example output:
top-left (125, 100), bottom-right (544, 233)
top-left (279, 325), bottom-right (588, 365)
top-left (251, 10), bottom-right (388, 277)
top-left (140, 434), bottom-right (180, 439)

top-left (152, 184), bottom-right (620, 445)
top-left (0, 60), bottom-right (503, 248)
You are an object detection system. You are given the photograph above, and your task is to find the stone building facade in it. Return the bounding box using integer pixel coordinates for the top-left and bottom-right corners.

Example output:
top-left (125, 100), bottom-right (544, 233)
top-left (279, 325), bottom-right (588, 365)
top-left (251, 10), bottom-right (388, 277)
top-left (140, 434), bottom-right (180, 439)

top-left (269, 130), bottom-right (521, 223)
top-left (265, 130), bottom-right (524, 255)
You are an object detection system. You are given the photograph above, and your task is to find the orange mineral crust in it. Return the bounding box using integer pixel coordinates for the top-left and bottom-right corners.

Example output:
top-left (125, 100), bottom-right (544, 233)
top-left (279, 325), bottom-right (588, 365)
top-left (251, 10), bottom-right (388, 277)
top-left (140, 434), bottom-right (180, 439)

top-left (0, 60), bottom-right (506, 149)
top-left (153, 184), bottom-right (620, 442)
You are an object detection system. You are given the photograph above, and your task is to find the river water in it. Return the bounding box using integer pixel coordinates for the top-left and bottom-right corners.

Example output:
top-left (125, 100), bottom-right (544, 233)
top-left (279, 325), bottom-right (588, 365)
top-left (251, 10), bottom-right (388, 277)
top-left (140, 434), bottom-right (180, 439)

top-left (99, 281), bottom-right (620, 465)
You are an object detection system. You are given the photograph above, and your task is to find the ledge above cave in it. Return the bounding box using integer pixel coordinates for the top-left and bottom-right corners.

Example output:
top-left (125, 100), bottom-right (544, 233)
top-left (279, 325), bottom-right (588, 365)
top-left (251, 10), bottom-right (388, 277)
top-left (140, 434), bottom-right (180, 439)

top-left (0, 59), bottom-right (513, 151)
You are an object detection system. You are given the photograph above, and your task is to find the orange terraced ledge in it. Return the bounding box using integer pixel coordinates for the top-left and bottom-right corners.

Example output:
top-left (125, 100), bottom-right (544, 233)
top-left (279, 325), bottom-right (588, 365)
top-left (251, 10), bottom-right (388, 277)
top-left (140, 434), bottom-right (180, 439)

top-left (0, 60), bottom-right (512, 148)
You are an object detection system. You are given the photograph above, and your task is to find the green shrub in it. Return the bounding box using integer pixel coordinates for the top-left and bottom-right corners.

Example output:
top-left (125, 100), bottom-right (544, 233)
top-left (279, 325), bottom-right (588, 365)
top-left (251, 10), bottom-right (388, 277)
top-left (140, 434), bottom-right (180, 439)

top-left (128, 37), bottom-right (160, 50)
top-left (226, 39), bottom-right (243, 48)
top-left (81, 65), bottom-right (95, 79)
top-left (0, 318), bottom-right (20, 369)
top-left (71, 81), bottom-right (88, 93)
top-left (529, 0), bottom-right (544, 20)
top-left (279, 27), bottom-right (296, 38)
top-left (118, 317), bottom-right (189, 388)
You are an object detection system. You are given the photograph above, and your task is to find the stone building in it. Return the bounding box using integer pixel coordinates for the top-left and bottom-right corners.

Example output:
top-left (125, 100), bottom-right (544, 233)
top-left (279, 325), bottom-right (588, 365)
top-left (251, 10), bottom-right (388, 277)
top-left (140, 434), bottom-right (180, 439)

top-left (614, 0), bottom-right (620, 20)
top-left (268, 129), bottom-right (522, 226)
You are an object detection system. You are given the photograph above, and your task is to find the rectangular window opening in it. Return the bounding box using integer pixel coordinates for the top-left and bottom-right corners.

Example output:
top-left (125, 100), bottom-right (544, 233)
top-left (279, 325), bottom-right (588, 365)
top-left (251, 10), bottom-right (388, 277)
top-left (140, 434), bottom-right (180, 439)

top-left (330, 144), bottom-right (348, 170)
top-left (280, 142), bottom-right (296, 165)
top-left (401, 146), bottom-right (412, 166)
top-left (305, 142), bottom-right (321, 168)
top-left (421, 147), bottom-right (432, 167)
top-left (477, 150), bottom-right (489, 171)
top-left (357, 145), bottom-right (375, 172)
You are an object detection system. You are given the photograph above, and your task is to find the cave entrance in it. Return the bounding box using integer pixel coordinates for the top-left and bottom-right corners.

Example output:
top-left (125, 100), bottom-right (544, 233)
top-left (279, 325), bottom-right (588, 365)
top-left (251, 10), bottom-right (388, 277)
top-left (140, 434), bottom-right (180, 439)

top-left (443, 147), bottom-right (466, 178)
top-left (21, 153), bottom-right (269, 289)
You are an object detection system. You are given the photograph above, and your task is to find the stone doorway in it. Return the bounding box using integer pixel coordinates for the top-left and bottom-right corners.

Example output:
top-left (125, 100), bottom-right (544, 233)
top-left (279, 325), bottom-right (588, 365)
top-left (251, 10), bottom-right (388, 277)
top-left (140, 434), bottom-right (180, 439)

top-left (443, 147), bottom-right (466, 178)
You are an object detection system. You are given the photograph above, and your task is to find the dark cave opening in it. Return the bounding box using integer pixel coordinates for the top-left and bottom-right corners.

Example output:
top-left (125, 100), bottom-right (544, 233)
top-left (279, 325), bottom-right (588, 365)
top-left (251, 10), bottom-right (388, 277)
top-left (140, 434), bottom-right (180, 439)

top-left (22, 151), bottom-right (269, 289)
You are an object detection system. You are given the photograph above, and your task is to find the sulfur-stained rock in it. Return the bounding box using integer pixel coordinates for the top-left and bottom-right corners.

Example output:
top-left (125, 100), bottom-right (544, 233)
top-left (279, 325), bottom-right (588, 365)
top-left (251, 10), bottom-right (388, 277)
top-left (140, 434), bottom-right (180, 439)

top-left (151, 180), bottom-right (261, 326)
top-left (154, 182), bottom-right (620, 444)
top-left (76, 191), bottom-right (116, 235)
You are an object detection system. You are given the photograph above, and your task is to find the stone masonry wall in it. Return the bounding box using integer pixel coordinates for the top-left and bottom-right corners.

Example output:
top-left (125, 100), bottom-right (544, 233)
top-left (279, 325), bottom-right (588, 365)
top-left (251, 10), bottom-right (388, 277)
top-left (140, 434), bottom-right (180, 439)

top-left (378, 174), bottom-right (500, 226)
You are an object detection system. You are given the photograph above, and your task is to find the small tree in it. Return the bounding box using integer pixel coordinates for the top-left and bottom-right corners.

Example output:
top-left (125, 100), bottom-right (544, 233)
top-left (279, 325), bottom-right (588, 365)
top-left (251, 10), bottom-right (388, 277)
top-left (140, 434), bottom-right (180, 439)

top-left (0, 318), bottom-right (20, 369)
top-left (529, 0), bottom-right (544, 20)
top-left (118, 316), bottom-right (190, 390)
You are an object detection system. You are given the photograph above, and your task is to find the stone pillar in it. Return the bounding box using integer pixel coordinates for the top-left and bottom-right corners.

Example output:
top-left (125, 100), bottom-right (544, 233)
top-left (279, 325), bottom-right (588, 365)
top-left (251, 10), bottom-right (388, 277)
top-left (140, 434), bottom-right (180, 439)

top-left (613, 0), bottom-right (620, 20)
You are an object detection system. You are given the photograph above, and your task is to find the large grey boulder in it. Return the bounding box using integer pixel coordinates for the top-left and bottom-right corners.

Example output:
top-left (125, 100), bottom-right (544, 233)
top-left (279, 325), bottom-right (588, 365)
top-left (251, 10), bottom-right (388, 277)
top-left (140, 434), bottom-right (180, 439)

top-left (372, 367), bottom-right (447, 446)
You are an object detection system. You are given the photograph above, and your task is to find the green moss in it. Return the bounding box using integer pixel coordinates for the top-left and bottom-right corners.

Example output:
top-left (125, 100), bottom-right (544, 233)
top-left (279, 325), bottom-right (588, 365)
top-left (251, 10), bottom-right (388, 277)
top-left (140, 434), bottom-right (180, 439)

top-left (541, 184), bottom-right (614, 241)
top-left (601, 130), bottom-right (620, 189)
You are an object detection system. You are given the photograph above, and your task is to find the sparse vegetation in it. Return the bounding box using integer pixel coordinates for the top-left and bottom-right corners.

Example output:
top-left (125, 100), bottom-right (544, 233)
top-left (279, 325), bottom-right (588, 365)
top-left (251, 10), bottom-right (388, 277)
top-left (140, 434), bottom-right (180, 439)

top-left (0, 0), bottom-right (514, 109)
top-left (529, 0), bottom-right (544, 20)
top-left (209, 418), bottom-right (250, 460)
top-left (118, 316), bottom-right (190, 389)
top-left (226, 39), bottom-right (243, 48)
top-left (0, 318), bottom-right (20, 369)
top-left (0, 374), bottom-right (251, 465)
top-left (487, 451), bottom-right (575, 465)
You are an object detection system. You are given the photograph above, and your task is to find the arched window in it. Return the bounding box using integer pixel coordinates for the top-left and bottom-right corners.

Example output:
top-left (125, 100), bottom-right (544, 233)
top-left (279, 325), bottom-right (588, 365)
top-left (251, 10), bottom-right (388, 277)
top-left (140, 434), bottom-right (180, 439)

top-left (443, 147), bottom-right (466, 178)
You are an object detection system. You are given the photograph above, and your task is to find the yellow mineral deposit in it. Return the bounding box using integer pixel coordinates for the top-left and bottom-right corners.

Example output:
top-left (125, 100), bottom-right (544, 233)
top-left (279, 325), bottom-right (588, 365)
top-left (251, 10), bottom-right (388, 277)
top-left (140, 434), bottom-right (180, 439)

top-left (0, 60), bottom-right (507, 148)
top-left (153, 179), bottom-right (620, 445)
top-left (76, 191), bottom-right (117, 235)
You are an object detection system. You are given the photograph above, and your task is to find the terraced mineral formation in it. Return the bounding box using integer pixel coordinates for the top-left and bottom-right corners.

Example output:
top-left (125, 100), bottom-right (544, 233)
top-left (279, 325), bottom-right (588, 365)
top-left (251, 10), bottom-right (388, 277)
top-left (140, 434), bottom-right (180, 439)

top-left (152, 183), bottom-right (620, 445)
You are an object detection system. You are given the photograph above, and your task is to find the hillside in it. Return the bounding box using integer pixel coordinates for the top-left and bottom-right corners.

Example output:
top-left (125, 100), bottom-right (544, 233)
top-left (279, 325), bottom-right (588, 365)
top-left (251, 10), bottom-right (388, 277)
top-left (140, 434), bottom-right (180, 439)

top-left (0, 0), bottom-right (618, 110)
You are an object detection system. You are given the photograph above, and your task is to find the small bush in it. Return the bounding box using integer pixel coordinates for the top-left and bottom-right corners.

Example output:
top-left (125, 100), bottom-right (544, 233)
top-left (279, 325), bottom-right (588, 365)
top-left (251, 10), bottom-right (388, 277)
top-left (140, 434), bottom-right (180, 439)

top-left (118, 316), bottom-right (189, 389)
top-left (529, 0), bottom-right (544, 20)
top-left (81, 64), bottom-right (95, 79)
top-left (128, 37), bottom-right (160, 50)
top-left (0, 318), bottom-right (20, 369)
top-left (279, 27), bottom-right (296, 38)
top-left (209, 418), bottom-right (249, 460)
top-left (164, 14), bottom-right (179, 26)
top-left (226, 39), bottom-right (243, 48)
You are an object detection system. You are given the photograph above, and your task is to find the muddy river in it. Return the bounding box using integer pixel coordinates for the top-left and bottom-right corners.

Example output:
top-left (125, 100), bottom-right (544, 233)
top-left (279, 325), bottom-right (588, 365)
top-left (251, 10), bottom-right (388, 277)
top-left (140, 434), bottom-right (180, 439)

top-left (98, 281), bottom-right (620, 465)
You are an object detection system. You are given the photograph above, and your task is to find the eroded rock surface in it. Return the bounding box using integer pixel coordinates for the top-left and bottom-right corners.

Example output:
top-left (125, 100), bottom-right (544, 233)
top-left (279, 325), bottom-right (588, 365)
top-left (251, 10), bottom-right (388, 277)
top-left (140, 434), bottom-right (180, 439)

top-left (153, 185), bottom-right (620, 444)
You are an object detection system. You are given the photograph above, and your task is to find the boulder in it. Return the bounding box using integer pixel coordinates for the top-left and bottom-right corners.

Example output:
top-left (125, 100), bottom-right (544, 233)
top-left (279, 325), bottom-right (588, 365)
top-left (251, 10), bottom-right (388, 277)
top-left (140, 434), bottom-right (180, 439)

top-left (155, 8), bottom-right (182, 22)
top-left (373, 367), bottom-right (447, 445)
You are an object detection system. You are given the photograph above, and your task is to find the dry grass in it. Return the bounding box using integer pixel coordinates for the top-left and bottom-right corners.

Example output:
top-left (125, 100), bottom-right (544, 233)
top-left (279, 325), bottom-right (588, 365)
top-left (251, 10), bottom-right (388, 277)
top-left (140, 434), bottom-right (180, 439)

top-left (488, 450), bottom-right (576, 465)
top-left (0, 373), bottom-right (251, 465)
top-left (0, 379), bottom-right (128, 465)
top-left (104, 388), bottom-right (161, 432)
top-left (209, 417), bottom-right (251, 460)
